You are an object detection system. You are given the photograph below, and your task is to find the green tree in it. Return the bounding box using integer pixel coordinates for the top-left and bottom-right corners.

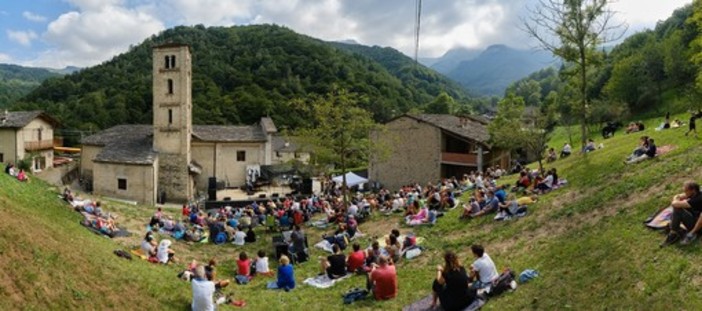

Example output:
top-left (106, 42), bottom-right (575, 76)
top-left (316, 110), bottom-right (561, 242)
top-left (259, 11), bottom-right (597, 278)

top-left (690, 0), bottom-right (702, 90)
top-left (424, 92), bottom-right (456, 114)
top-left (525, 0), bottom-right (625, 150)
top-left (292, 88), bottom-right (381, 207)
top-left (488, 93), bottom-right (556, 172)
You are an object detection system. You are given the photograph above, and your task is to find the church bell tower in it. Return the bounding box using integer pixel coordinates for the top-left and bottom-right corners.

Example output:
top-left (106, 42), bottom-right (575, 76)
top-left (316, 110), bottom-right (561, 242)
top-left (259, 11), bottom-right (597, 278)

top-left (152, 44), bottom-right (193, 203)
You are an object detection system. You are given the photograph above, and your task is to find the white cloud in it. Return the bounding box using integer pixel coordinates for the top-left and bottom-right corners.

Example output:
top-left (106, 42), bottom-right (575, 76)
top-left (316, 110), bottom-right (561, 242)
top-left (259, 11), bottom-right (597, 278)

top-left (610, 0), bottom-right (692, 27)
top-left (0, 53), bottom-right (11, 63)
top-left (65, 0), bottom-right (124, 11)
top-left (7, 30), bottom-right (38, 47)
top-left (30, 3), bottom-right (164, 67)
top-left (22, 11), bottom-right (47, 22)
top-left (171, 0), bottom-right (255, 26)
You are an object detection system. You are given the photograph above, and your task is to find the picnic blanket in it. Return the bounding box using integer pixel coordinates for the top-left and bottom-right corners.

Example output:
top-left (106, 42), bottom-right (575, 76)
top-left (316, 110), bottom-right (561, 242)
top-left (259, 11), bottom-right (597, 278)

top-left (644, 206), bottom-right (685, 230)
top-left (315, 240), bottom-right (335, 253)
top-left (656, 145), bottom-right (677, 156)
top-left (303, 274), bottom-right (353, 289)
top-left (310, 219), bottom-right (331, 229)
top-left (80, 220), bottom-right (130, 238)
top-left (402, 295), bottom-right (485, 311)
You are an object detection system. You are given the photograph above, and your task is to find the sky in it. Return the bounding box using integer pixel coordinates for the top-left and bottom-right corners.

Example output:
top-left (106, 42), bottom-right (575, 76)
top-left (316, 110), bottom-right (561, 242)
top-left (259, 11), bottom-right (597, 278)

top-left (0, 0), bottom-right (694, 68)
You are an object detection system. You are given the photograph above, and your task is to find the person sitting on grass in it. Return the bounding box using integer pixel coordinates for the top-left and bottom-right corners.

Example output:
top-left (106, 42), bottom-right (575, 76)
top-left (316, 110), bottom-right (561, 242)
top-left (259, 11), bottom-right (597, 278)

top-left (546, 148), bottom-right (557, 163)
top-left (583, 139), bottom-right (597, 153)
top-left (320, 244), bottom-right (347, 279)
top-left (469, 244), bottom-right (499, 289)
top-left (156, 239), bottom-right (176, 264)
top-left (495, 194), bottom-right (526, 221)
top-left (460, 197), bottom-right (481, 219)
top-left (385, 234), bottom-right (402, 263)
top-left (254, 250), bottom-right (274, 277)
top-left (347, 243), bottom-right (366, 273)
top-left (560, 143), bottom-right (572, 158)
top-left (235, 252), bottom-right (252, 284)
top-left (535, 170), bottom-right (554, 194)
top-left (406, 203), bottom-right (430, 225)
top-left (470, 190), bottom-right (499, 218)
top-left (232, 226), bottom-right (247, 246)
top-left (365, 241), bottom-right (383, 269)
top-left (192, 265), bottom-right (215, 311)
top-left (17, 169), bottom-right (28, 182)
top-left (626, 138), bottom-right (657, 164)
top-left (431, 251), bottom-right (477, 311)
top-left (141, 231), bottom-right (157, 259)
top-left (661, 181), bottom-right (702, 247)
top-left (367, 256), bottom-right (398, 300)
top-left (276, 255), bottom-right (295, 291)
top-left (205, 258), bottom-right (230, 289)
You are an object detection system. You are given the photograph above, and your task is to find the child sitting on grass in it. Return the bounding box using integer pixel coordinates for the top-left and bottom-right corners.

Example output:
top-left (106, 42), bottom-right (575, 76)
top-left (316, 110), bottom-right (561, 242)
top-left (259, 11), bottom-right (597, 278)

top-left (235, 252), bottom-right (252, 284)
top-left (254, 250), bottom-right (274, 277)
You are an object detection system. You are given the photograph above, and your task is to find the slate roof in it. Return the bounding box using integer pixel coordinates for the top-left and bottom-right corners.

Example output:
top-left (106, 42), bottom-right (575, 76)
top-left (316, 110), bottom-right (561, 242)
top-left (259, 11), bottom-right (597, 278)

top-left (82, 122), bottom-right (271, 165)
top-left (260, 117), bottom-right (277, 133)
top-left (82, 125), bottom-right (156, 165)
top-left (403, 114), bottom-right (492, 147)
top-left (271, 136), bottom-right (302, 153)
top-left (192, 125), bottom-right (267, 142)
top-left (0, 110), bottom-right (59, 129)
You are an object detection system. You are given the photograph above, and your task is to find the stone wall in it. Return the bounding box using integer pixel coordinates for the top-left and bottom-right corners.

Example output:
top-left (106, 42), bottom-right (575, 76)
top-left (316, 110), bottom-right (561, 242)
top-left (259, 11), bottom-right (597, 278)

top-left (370, 116), bottom-right (441, 191)
top-left (157, 153), bottom-right (191, 203)
top-left (93, 161), bottom-right (157, 205)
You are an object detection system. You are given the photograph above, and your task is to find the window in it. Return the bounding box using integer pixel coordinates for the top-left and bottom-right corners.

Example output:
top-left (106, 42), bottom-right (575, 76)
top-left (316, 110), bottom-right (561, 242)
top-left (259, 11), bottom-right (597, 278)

top-left (167, 79), bottom-right (174, 94)
top-left (294, 152), bottom-right (300, 159)
top-left (37, 128), bottom-right (42, 141)
top-left (168, 109), bottom-right (173, 124)
top-left (165, 55), bottom-right (176, 69)
top-left (275, 151), bottom-right (281, 158)
top-left (118, 178), bottom-right (127, 190)
top-left (0, 153), bottom-right (4, 163)
top-left (236, 151), bottom-right (246, 162)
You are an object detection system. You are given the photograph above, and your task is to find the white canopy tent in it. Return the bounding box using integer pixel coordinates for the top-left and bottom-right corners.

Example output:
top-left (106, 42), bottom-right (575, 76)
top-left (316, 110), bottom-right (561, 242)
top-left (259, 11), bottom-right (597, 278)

top-left (332, 172), bottom-right (368, 187)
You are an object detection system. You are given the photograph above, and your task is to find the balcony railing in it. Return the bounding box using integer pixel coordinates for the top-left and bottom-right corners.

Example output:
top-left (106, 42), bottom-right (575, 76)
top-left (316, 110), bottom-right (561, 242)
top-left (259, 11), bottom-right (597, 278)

top-left (25, 139), bottom-right (54, 151)
top-left (441, 152), bottom-right (478, 165)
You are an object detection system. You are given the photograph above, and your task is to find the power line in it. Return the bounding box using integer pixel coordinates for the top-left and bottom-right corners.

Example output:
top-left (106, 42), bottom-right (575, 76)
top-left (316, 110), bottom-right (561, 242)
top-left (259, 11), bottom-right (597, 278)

top-left (414, 0), bottom-right (422, 65)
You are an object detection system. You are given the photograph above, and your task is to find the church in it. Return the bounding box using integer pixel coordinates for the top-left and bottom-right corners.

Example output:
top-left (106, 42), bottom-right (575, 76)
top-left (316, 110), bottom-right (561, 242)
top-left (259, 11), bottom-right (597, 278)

top-left (80, 44), bottom-right (283, 205)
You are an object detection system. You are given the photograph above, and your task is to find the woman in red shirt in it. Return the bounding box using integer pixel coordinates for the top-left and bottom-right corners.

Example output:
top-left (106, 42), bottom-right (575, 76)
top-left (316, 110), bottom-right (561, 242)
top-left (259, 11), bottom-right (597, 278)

top-left (346, 243), bottom-right (366, 273)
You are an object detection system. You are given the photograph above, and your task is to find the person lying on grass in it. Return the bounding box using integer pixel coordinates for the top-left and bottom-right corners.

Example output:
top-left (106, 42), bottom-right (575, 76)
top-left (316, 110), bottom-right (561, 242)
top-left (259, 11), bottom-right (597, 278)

top-left (495, 194), bottom-right (527, 221)
top-left (367, 255), bottom-right (398, 301)
top-left (661, 181), bottom-right (702, 247)
top-left (431, 250), bottom-right (478, 311)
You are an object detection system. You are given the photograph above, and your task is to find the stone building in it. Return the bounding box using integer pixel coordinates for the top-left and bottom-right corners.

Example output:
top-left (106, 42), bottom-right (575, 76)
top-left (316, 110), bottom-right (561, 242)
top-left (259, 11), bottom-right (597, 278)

top-left (270, 136), bottom-right (311, 165)
top-left (80, 44), bottom-right (278, 205)
top-left (369, 114), bottom-right (510, 191)
top-left (0, 110), bottom-right (58, 172)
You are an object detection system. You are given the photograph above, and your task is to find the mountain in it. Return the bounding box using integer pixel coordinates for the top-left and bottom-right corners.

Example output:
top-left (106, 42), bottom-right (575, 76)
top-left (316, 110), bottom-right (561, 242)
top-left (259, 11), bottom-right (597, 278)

top-left (443, 44), bottom-right (555, 96)
top-left (14, 24), bottom-right (471, 133)
top-left (45, 66), bottom-right (82, 75)
top-left (419, 47), bottom-right (481, 73)
top-left (329, 42), bottom-right (471, 101)
top-left (0, 64), bottom-right (61, 107)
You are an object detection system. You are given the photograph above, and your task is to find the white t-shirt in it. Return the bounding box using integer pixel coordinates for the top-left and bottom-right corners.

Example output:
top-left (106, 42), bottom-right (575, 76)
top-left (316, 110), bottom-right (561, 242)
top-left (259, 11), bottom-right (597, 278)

top-left (156, 245), bottom-right (170, 263)
top-left (255, 257), bottom-right (270, 273)
top-left (233, 231), bottom-right (247, 246)
top-left (563, 144), bottom-right (572, 153)
top-left (472, 254), bottom-right (499, 284)
top-left (348, 204), bottom-right (359, 216)
top-left (191, 279), bottom-right (215, 311)
top-left (392, 199), bottom-right (401, 210)
top-left (542, 175), bottom-right (554, 188)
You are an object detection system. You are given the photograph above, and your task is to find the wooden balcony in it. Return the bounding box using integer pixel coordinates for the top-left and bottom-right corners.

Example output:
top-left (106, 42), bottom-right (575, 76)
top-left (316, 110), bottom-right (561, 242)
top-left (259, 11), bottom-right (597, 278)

top-left (441, 152), bottom-right (478, 165)
top-left (25, 139), bottom-right (54, 151)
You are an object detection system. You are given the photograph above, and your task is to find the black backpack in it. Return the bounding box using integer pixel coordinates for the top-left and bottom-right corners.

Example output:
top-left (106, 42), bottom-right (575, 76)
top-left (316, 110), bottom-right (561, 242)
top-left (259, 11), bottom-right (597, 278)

top-left (489, 269), bottom-right (515, 297)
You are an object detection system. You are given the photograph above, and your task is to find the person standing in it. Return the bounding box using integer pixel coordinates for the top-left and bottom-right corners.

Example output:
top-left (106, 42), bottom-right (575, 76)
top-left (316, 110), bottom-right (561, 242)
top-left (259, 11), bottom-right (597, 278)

top-left (685, 111), bottom-right (700, 138)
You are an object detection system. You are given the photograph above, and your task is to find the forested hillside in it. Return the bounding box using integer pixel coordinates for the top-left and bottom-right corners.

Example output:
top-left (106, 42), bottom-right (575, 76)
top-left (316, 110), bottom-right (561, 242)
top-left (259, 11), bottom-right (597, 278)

top-left (13, 24), bottom-right (471, 132)
top-left (0, 64), bottom-right (60, 107)
top-left (505, 3), bottom-right (699, 122)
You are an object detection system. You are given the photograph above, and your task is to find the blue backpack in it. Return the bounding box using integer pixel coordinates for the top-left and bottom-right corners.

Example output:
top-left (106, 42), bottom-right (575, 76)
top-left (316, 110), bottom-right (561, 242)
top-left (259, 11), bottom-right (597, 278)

top-left (214, 232), bottom-right (227, 245)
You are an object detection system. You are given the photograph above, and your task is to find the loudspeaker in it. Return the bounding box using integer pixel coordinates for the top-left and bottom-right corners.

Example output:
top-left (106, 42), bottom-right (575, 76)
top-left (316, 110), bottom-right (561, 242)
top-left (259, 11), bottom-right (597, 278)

top-left (208, 177), bottom-right (217, 190)
top-left (208, 189), bottom-right (216, 201)
top-left (301, 178), bottom-right (313, 194)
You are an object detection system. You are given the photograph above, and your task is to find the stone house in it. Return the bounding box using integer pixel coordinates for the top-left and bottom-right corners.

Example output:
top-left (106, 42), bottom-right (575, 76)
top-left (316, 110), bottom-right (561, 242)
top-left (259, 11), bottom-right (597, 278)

top-left (80, 44), bottom-right (278, 205)
top-left (369, 114), bottom-right (510, 191)
top-left (0, 110), bottom-right (58, 172)
top-left (270, 136), bottom-right (311, 165)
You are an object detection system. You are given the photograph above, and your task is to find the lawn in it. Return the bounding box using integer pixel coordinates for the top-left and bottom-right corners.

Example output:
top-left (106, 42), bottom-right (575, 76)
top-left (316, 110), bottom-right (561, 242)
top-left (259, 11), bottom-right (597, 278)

top-left (2, 111), bottom-right (702, 310)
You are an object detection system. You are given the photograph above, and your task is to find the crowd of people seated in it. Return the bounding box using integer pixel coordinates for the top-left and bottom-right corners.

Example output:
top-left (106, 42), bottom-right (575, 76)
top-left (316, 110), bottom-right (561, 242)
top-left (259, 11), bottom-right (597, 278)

top-left (61, 188), bottom-right (123, 237)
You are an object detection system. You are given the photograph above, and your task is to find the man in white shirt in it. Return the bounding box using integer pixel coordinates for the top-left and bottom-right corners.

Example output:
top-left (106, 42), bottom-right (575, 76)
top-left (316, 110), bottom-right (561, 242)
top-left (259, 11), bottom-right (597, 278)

top-left (348, 203), bottom-right (359, 216)
top-left (192, 265), bottom-right (215, 311)
top-left (469, 244), bottom-right (498, 289)
top-left (232, 227), bottom-right (247, 246)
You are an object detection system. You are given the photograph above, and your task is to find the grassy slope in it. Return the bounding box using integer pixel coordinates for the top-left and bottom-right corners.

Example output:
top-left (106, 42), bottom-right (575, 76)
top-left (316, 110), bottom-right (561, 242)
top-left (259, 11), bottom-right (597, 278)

top-left (2, 112), bottom-right (702, 310)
